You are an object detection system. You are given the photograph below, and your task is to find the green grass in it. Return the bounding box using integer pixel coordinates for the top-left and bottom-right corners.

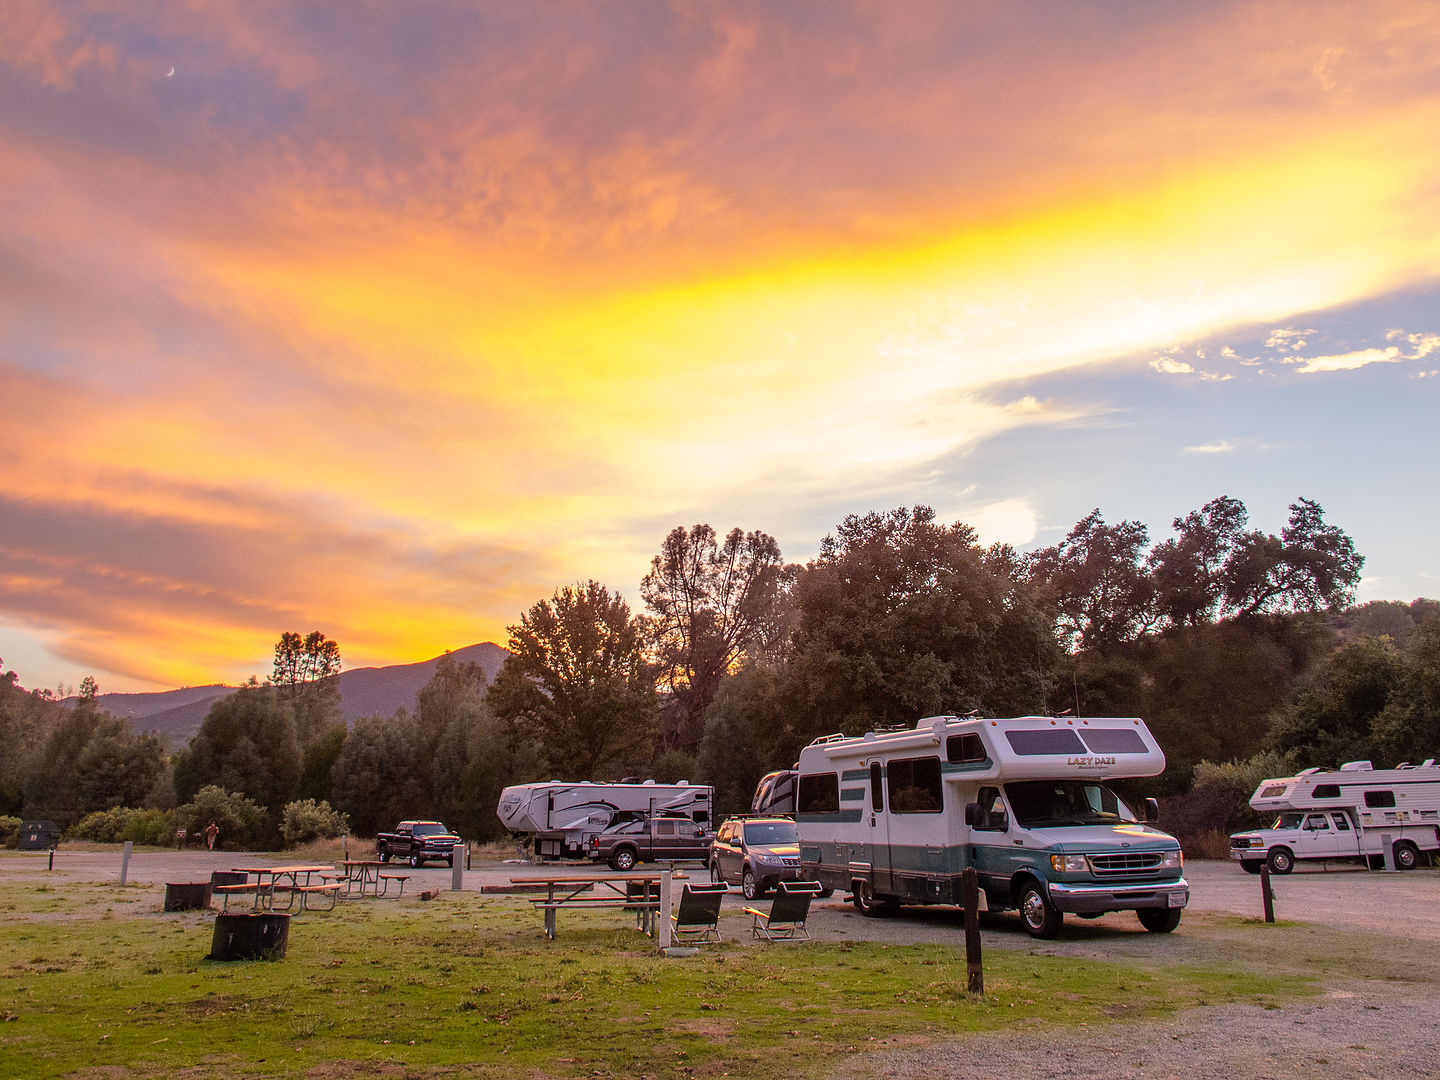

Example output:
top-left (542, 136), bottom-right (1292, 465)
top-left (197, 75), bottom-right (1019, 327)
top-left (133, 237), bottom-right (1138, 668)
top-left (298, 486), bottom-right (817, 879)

top-left (0, 880), bottom-right (1417, 1080)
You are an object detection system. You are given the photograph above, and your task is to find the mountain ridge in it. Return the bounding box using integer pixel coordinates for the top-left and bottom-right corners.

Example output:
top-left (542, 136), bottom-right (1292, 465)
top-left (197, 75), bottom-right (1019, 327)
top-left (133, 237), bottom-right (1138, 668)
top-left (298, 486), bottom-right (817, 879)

top-left (86, 642), bottom-right (509, 747)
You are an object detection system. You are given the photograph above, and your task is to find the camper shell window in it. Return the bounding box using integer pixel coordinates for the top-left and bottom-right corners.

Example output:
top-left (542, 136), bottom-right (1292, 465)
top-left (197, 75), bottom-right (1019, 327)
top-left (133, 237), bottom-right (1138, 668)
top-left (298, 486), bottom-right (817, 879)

top-left (1078, 728), bottom-right (1148, 754)
top-left (887, 757), bottom-right (943, 814)
top-left (1260, 784), bottom-right (1289, 799)
top-left (1312, 784), bottom-right (1341, 798)
top-left (1005, 729), bottom-right (1087, 756)
top-left (1364, 790), bottom-right (1396, 808)
top-left (946, 733), bottom-right (986, 764)
top-left (797, 773), bottom-right (840, 814)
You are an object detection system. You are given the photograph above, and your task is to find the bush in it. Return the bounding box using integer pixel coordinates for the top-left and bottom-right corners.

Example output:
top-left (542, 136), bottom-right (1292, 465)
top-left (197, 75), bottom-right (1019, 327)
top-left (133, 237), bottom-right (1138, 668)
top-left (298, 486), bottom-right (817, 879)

top-left (0, 815), bottom-right (20, 847)
top-left (280, 799), bottom-right (350, 846)
top-left (1161, 750), bottom-right (1298, 847)
top-left (173, 786), bottom-right (267, 849)
top-left (68, 807), bottom-right (176, 845)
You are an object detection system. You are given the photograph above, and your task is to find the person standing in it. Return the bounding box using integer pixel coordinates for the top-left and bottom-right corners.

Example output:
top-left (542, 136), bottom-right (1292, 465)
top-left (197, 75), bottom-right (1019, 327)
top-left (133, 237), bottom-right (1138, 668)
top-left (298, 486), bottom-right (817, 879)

top-left (204, 821), bottom-right (219, 851)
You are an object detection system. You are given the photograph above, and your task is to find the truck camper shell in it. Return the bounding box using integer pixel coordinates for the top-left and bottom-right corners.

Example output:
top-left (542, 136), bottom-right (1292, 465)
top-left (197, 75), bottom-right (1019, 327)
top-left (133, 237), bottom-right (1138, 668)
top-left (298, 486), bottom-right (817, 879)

top-left (496, 780), bottom-right (714, 860)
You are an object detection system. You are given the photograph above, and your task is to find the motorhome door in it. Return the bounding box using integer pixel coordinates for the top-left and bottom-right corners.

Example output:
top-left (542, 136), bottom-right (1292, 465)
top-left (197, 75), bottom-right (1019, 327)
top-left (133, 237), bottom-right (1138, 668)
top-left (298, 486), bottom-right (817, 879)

top-left (867, 761), bottom-right (894, 892)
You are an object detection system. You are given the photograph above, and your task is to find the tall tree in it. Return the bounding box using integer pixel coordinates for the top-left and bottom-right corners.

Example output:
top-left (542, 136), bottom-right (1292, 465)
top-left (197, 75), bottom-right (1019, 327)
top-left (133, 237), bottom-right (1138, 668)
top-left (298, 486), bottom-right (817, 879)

top-left (1025, 509), bottom-right (1155, 652)
top-left (1223, 499), bottom-right (1363, 618)
top-left (1148, 495), bottom-right (1248, 627)
top-left (272, 630), bottom-right (343, 745)
top-left (485, 581), bottom-right (655, 778)
top-left (173, 685), bottom-right (301, 828)
top-left (329, 712), bottom-right (429, 837)
top-left (785, 506), bottom-right (1056, 741)
top-left (642, 525), bottom-right (790, 751)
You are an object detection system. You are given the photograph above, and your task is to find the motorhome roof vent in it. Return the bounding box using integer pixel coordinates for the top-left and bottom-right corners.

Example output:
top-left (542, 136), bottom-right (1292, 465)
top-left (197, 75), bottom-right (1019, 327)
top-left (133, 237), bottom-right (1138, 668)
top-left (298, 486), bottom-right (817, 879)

top-left (1339, 761), bottom-right (1373, 771)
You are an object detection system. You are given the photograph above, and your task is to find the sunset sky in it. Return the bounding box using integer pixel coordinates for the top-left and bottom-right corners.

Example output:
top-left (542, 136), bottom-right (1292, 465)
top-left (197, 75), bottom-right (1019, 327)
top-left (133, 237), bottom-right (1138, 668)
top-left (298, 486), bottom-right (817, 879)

top-left (2, 1), bottom-right (1438, 694)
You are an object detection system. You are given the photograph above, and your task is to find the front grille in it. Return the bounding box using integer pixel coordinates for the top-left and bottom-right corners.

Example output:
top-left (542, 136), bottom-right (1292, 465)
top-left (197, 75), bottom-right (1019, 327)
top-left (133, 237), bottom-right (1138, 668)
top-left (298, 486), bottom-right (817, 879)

top-left (1089, 852), bottom-right (1163, 875)
top-left (779, 857), bottom-right (801, 866)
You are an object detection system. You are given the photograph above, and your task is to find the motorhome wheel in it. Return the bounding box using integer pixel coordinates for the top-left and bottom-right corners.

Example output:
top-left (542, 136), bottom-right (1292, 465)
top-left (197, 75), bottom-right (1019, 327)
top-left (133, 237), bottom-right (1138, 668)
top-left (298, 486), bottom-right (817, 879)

top-left (853, 881), bottom-right (895, 918)
top-left (1137, 907), bottom-right (1182, 933)
top-left (1266, 847), bottom-right (1294, 874)
top-left (1019, 883), bottom-right (1062, 938)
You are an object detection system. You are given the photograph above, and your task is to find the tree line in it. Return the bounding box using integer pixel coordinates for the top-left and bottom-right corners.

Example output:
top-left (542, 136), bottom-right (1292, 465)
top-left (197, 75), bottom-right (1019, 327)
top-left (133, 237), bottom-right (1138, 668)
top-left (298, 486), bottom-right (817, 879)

top-left (2, 496), bottom-right (1435, 850)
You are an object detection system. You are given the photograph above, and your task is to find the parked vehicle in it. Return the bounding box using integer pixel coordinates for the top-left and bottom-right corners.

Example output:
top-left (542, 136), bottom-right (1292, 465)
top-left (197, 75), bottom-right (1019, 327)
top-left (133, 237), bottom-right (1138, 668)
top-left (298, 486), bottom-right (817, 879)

top-left (376, 820), bottom-right (463, 867)
top-left (496, 780), bottom-right (713, 860)
top-left (587, 815), bottom-right (713, 871)
top-left (1229, 759), bottom-right (1440, 873)
top-left (781, 714), bottom-right (1188, 938)
top-left (750, 770), bottom-right (797, 815)
top-left (709, 815), bottom-right (833, 899)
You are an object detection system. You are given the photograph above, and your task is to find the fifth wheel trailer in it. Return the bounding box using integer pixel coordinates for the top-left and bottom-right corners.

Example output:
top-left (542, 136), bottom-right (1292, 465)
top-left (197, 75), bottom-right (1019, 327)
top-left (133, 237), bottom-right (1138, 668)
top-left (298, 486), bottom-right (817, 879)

top-left (497, 780), bottom-right (714, 860)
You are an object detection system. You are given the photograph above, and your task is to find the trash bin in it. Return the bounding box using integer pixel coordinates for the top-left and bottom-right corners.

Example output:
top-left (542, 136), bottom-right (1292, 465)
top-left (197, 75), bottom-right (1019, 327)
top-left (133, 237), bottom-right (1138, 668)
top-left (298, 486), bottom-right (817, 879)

top-left (164, 882), bottom-right (213, 911)
top-left (208, 912), bottom-right (291, 961)
top-left (18, 820), bottom-right (61, 850)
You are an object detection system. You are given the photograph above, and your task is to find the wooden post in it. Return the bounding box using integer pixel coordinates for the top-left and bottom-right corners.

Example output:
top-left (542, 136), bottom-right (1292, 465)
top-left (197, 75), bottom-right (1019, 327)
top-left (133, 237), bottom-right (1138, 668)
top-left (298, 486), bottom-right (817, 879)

top-left (960, 867), bottom-right (983, 994)
top-left (1260, 864), bottom-right (1275, 923)
top-left (120, 840), bottom-right (133, 886)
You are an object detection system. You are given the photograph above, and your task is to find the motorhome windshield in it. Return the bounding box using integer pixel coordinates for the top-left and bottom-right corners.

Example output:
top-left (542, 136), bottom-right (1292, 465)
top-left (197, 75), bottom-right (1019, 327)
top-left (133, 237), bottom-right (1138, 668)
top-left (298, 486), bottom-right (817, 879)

top-left (743, 821), bottom-right (797, 845)
top-left (1004, 780), bottom-right (1138, 829)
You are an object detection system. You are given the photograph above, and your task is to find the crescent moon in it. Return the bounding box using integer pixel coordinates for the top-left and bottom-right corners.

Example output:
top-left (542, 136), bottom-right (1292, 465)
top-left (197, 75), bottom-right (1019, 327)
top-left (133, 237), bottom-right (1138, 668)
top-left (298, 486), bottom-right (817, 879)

top-left (165, 66), bottom-right (175, 77)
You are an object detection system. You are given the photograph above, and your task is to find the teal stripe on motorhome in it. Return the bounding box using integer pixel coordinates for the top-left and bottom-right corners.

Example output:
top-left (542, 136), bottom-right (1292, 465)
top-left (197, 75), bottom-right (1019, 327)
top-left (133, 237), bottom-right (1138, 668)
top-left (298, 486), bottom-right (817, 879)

top-left (840, 788), bottom-right (866, 801)
top-left (796, 810), bottom-right (864, 824)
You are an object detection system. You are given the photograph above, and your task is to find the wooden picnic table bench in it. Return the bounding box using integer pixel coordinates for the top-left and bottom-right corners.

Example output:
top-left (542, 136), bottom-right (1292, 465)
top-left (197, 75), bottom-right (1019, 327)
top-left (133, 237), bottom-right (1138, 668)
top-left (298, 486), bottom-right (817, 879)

top-left (509, 874), bottom-right (668, 939)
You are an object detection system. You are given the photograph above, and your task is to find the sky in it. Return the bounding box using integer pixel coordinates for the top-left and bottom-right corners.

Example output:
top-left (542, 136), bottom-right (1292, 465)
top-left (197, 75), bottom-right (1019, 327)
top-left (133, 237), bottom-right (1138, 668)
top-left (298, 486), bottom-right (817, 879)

top-left (2, 0), bottom-right (1438, 695)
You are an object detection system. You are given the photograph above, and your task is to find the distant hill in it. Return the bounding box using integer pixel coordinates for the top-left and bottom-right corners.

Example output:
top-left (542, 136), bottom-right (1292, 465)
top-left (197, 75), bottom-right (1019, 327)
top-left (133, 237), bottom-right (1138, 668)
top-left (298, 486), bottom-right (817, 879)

top-left (88, 642), bottom-right (509, 748)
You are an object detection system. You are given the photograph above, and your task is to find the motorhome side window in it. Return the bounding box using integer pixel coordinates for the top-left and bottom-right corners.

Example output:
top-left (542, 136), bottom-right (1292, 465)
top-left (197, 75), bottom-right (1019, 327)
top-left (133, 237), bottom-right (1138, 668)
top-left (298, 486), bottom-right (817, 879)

top-left (797, 772), bottom-right (840, 814)
top-left (946, 733), bottom-right (985, 764)
top-left (1005, 729), bottom-right (1087, 755)
top-left (1312, 784), bottom-right (1341, 798)
top-left (1077, 727), bottom-right (1148, 754)
top-left (887, 757), bottom-right (943, 814)
top-left (1364, 790), bottom-right (1396, 808)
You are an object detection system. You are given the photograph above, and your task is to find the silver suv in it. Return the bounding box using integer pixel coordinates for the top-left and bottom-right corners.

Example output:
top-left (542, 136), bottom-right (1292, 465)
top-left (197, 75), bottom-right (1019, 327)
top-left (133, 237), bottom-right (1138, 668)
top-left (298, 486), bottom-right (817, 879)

top-left (709, 816), bottom-right (829, 899)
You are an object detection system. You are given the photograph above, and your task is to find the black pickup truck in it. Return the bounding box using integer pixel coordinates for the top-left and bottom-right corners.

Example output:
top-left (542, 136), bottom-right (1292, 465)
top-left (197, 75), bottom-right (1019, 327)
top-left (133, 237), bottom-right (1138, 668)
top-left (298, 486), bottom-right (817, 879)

top-left (376, 820), bottom-right (463, 867)
top-left (587, 816), bottom-right (712, 871)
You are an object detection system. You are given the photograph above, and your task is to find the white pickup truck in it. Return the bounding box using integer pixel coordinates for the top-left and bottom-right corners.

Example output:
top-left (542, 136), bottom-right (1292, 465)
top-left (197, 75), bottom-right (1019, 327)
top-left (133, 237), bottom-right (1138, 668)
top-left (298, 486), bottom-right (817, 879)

top-left (1229, 760), bottom-right (1440, 873)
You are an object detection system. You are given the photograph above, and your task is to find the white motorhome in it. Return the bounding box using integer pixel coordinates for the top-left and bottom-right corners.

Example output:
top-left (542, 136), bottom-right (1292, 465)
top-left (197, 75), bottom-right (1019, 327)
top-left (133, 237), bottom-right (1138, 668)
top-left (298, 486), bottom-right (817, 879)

top-left (496, 780), bottom-right (714, 860)
top-left (1228, 760), bottom-right (1440, 873)
top-left (790, 714), bottom-right (1187, 938)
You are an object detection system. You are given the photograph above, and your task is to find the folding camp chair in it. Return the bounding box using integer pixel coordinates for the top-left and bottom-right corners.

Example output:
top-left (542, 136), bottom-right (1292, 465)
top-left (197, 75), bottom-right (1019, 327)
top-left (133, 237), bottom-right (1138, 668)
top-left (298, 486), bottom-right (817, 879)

top-left (671, 882), bottom-right (727, 943)
top-left (744, 881), bottom-right (822, 942)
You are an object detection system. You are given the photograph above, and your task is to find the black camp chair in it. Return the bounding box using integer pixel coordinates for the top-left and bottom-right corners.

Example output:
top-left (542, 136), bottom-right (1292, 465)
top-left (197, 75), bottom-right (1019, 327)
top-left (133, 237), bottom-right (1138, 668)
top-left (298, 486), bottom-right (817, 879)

top-left (744, 881), bottom-right (823, 942)
top-left (671, 882), bottom-right (727, 943)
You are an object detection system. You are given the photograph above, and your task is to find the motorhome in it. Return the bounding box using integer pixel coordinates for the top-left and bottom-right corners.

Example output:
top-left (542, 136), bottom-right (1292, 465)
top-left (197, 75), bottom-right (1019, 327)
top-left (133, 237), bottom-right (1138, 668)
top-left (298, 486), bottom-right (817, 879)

top-left (1229, 759), bottom-right (1440, 873)
top-left (788, 714), bottom-right (1188, 938)
top-left (496, 780), bottom-right (714, 860)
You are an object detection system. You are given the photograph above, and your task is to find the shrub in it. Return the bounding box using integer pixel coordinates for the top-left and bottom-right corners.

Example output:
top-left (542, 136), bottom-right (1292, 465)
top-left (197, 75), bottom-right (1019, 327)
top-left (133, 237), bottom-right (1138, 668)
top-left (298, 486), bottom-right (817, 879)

top-left (67, 807), bottom-right (176, 845)
top-left (0, 815), bottom-right (20, 847)
top-left (280, 799), bottom-right (350, 846)
top-left (173, 786), bottom-right (267, 849)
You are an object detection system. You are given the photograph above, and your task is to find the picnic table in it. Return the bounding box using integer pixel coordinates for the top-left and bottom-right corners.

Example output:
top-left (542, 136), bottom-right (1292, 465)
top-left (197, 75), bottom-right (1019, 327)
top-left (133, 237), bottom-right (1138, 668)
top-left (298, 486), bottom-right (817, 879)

top-left (509, 873), bottom-right (672, 939)
top-left (334, 860), bottom-right (410, 898)
top-left (218, 865), bottom-right (340, 912)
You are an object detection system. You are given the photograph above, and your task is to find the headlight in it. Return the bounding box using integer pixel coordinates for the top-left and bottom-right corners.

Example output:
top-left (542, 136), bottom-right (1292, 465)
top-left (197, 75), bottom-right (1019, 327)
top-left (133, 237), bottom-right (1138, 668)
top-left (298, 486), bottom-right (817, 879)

top-left (1050, 854), bottom-right (1087, 873)
top-left (1160, 849), bottom-right (1184, 870)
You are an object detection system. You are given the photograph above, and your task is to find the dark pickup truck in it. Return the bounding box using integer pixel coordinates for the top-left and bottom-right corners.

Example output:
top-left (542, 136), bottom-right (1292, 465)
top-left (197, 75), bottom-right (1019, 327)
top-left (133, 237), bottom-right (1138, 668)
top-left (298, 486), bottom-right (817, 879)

top-left (587, 816), bottom-right (713, 871)
top-left (376, 820), bottom-right (463, 867)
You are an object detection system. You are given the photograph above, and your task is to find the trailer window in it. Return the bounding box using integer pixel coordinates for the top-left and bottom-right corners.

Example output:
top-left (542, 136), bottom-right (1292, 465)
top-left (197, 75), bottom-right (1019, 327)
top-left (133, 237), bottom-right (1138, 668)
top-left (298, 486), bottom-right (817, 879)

top-left (946, 733), bottom-right (986, 764)
top-left (797, 773), bottom-right (840, 814)
top-left (1005, 729), bottom-right (1087, 756)
top-left (1312, 784), bottom-right (1341, 798)
top-left (1078, 728), bottom-right (1148, 754)
top-left (1364, 790), bottom-right (1396, 808)
top-left (887, 757), bottom-right (943, 814)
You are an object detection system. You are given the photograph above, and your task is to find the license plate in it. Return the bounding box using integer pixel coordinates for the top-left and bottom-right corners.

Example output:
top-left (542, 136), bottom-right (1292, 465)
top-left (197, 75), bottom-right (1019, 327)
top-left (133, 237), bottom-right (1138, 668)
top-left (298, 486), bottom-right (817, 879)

top-left (1168, 891), bottom-right (1188, 908)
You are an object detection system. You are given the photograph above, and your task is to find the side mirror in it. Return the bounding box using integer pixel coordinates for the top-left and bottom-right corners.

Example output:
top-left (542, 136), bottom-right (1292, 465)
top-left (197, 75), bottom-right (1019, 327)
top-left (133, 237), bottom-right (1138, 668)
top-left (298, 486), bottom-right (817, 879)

top-left (1144, 798), bottom-right (1160, 823)
top-left (965, 802), bottom-right (983, 828)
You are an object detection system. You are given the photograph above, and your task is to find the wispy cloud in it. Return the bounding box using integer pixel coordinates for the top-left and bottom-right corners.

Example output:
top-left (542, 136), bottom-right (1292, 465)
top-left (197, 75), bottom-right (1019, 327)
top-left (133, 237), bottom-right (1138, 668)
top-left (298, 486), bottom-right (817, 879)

top-left (1291, 346), bottom-right (1403, 373)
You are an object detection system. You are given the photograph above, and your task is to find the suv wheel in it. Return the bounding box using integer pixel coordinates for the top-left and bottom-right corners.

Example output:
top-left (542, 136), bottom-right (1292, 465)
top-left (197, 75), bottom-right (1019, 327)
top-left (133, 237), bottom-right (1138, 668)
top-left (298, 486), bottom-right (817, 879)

top-left (742, 867), bottom-right (763, 900)
top-left (710, 861), bottom-right (725, 886)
